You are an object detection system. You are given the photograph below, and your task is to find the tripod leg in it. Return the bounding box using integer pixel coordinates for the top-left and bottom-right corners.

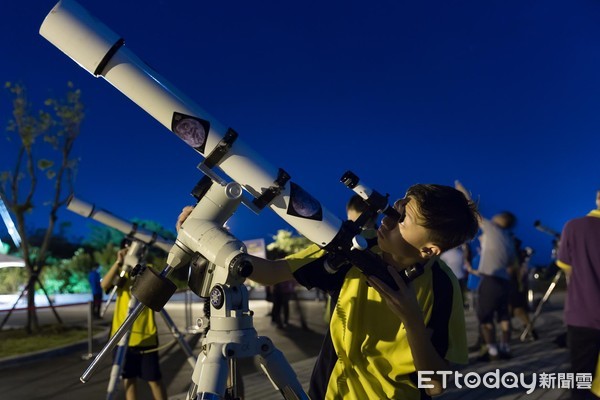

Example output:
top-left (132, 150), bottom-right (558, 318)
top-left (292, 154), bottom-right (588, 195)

top-left (227, 358), bottom-right (243, 400)
top-left (188, 342), bottom-right (229, 399)
top-left (106, 296), bottom-right (137, 399)
top-left (0, 284), bottom-right (28, 329)
top-left (106, 330), bottom-right (131, 400)
top-left (160, 308), bottom-right (197, 368)
top-left (520, 270), bottom-right (562, 341)
top-left (257, 337), bottom-right (309, 400)
top-left (101, 286), bottom-right (117, 318)
top-left (35, 276), bottom-right (63, 324)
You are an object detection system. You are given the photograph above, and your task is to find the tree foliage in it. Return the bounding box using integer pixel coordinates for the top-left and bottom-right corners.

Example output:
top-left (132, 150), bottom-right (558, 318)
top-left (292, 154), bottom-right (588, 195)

top-left (266, 229), bottom-right (312, 259)
top-left (43, 248), bottom-right (93, 294)
top-left (0, 81), bottom-right (84, 333)
top-left (0, 267), bottom-right (27, 294)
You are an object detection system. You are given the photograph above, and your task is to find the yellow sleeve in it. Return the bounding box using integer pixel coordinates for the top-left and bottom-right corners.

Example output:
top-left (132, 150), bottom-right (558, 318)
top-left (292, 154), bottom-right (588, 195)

top-left (592, 355), bottom-right (600, 397)
top-left (284, 243), bottom-right (327, 273)
top-left (556, 259), bottom-right (572, 272)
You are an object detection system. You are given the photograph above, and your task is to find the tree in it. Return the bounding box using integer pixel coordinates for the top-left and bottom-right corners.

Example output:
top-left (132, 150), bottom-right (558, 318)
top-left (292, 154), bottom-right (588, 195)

top-left (0, 82), bottom-right (84, 333)
top-left (43, 248), bottom-right (94, 294)
top-left (265, 229), bottom-right (312, 259)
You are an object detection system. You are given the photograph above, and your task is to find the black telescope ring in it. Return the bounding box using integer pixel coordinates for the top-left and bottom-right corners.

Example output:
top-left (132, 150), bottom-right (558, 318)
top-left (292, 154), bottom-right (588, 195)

top-left (93, 38), bottom-right (125, 76)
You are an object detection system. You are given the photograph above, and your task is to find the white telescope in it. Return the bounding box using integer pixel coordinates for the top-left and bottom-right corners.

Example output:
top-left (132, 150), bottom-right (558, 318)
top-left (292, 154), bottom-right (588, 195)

top-left (40, 0), bottom-right (341, 248)
top-left (41, 0), bottom-right (418, 292)
top-left (67, 195), bottom-right (173, 253)
top-left (44, 3), bottom-right (416, 393)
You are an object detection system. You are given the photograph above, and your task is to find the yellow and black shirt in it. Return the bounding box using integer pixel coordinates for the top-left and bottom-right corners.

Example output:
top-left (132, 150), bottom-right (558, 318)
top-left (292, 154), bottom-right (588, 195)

top-left (110, 275), bottom-right (158, 348)
top-left (286, 244), bottom-right (468, 400)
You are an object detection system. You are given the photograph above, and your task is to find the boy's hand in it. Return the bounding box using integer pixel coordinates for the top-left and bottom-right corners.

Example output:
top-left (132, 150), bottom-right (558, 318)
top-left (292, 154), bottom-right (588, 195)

top-left (176, 205), bottom-right (195, 232)
top-left (116, 248), bottom-right (128, 264)
top-left (367, 265), bottom-right (422, 326)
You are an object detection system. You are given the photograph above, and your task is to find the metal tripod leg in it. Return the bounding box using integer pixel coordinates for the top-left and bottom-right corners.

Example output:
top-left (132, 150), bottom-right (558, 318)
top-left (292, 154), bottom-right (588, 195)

top-left (520, 270), bottom-right (563, 341)
top-left (159, 308), bottom-right (197, 368)
top-left (106, 296), bottom-right (137, 400)
top-left (186, 283), bottom-right (308, 400)
top-left (101, 286), bottom-right (118, 318)
top-left (257, 338), bottom-right (308, 399)
top-left (0, 275), bottom-right (62, 329)
top-left (107, 329), bottom-right (131, 400)
top-left (189, 341), bottom-right (230, 398)
top-left (188, 336), bottom-right (307, 400)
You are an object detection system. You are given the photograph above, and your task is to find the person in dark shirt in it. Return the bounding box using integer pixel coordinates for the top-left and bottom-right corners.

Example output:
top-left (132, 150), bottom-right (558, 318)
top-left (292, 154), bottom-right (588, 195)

top-left (557, 189), bottom-right (600, 400)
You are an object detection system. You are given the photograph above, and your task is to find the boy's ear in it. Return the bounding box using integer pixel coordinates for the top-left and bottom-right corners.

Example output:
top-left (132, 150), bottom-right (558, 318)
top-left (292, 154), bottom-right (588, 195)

top-left (420, 244), bottom-right (441, 258)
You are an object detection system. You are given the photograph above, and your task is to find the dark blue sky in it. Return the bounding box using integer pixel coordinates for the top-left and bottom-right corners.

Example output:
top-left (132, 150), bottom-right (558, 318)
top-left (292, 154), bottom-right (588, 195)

top-left (1, 0), bottom-right (599, 267)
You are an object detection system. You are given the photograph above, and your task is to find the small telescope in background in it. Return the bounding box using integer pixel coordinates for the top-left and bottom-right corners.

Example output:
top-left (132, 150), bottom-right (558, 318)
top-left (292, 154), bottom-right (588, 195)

top-left (533, 220), bottom-right (561, 239)
top-left (67, 195), bottom-right (173, 253)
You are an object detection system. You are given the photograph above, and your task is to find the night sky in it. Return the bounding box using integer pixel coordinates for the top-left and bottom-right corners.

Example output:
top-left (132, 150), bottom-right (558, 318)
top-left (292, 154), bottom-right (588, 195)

top-left (1, 0), bottom-right (599, 267)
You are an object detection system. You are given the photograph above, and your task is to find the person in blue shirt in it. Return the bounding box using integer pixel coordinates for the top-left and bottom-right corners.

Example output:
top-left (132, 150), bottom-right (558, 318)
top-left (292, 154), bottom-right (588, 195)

top-left (88, 263), bottom-right (103, 319)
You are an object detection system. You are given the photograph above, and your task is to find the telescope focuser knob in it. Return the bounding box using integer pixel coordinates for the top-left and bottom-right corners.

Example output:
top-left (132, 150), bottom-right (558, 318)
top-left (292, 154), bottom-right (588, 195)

top-left (351, 235), bottom-right (368, 251)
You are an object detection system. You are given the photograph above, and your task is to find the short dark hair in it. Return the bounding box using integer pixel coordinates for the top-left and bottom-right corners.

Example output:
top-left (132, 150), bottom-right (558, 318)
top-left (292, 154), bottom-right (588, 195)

top-left (405, 184), bottom-right (480, 252)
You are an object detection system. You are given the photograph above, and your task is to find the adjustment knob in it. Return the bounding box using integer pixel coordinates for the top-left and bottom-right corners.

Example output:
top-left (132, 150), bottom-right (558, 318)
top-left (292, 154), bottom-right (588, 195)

top-left (351, 235), bottom-right (368, 251)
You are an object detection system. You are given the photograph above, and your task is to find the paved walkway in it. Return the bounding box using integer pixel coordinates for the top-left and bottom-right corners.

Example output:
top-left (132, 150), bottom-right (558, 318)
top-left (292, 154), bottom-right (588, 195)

top-left (0, 289), bottom-right (578, 399)
top-left (224, 292), bottom-right (575, 400)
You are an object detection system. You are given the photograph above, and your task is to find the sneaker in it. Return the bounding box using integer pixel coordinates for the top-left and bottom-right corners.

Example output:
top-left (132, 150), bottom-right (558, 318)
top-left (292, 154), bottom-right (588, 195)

top-left (476, 351), bottom-right (498, 362)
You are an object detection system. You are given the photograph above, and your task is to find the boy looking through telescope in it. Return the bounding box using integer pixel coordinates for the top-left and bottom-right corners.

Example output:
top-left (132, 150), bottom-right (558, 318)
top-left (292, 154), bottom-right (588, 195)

top-left (177, 183), bottom-right (479, 399)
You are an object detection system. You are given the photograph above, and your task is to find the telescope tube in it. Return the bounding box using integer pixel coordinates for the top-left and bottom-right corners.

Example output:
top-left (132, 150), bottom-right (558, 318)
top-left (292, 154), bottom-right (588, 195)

top-left (67, 195), bottom-right (173, 253)
top-left (41, 0), bottom-right (342, 248)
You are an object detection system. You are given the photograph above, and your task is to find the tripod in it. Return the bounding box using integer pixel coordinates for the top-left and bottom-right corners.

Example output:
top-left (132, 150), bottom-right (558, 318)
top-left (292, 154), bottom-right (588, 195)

top-left (81, 181), bottom-right (308, 399)
top-left (0, 272), bottom-right (62, 329)
top-left (101, 280), bottom-right (119, 318)
top-left (104, 241), bottom-right (197, 400)
top-left (105, 289), bottom-right (199, 399)
top-left (186, 281), bottom-right (307, 399)
top-left (520, 221), bottom-right (562, 342)
top-left (178, 182), bottom-right (309, 399)
top-left (520, 266), bottom-right (563, 341)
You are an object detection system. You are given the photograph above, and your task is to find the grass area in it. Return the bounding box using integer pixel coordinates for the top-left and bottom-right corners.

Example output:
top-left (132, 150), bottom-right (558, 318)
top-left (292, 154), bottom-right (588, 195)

top-left (0, 324), bottom-right (102, 358)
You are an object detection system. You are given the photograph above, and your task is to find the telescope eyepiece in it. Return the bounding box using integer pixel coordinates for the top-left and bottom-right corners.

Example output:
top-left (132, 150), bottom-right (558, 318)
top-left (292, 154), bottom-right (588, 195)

top-left (340, 171), bottom-right (359, 189)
